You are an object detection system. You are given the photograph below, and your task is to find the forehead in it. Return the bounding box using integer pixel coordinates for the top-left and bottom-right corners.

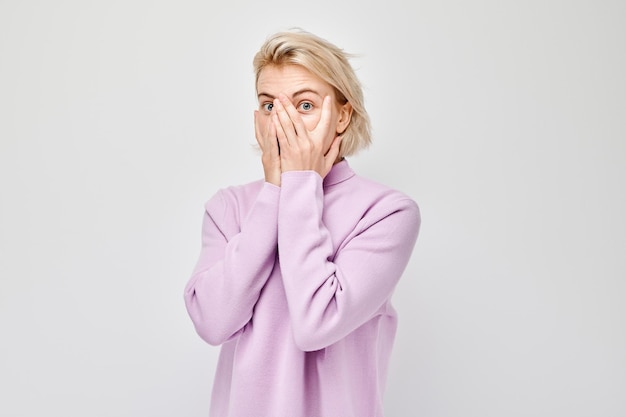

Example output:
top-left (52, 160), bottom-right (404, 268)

top-left (257, 64), bottom-right (334, 97)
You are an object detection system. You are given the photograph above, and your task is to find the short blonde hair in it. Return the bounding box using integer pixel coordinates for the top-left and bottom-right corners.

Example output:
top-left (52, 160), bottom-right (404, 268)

top-left (253, 29), bottom-right (371, 158)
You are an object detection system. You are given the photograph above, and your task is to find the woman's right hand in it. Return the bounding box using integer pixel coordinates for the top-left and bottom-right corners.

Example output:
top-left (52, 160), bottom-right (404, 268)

top-left (254, 110), bottom-right (281, 186)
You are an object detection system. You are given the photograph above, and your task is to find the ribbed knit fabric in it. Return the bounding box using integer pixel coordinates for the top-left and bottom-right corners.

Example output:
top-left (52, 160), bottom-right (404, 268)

top-left (184, 160), bottom-right (420, 417)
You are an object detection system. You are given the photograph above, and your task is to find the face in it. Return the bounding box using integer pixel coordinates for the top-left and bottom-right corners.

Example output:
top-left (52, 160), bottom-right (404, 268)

top-left (256, 64), bottom-right (352, 152)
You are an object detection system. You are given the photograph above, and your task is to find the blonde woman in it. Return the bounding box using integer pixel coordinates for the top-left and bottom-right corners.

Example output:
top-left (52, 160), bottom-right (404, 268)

top-left (184, 29), bottom-right (421, 417)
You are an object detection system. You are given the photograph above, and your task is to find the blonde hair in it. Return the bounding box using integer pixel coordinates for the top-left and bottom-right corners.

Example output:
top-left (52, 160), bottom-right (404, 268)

top-left (253, 29), bottom-right (371, 158)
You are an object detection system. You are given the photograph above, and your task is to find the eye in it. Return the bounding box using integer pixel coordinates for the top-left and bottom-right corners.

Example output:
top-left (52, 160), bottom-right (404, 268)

top-left (298, 102), bottom-right (313, 112)
top-left (261, 102), bottom-right (274, 112)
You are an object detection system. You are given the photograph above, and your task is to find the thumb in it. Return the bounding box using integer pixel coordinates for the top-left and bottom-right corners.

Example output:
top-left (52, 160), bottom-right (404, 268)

top-left (323, 135), bottom-right (343, 173)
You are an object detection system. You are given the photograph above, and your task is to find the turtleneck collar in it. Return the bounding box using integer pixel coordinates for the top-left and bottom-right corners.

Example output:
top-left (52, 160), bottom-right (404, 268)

top-left (323, 159), bottom-right (355, 187)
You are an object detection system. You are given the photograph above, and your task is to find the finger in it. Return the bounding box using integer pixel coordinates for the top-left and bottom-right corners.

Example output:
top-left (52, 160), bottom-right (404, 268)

top-left (278, 94), bottom-right (306, 138)
top-left (273, 112), bottom-right (289, 149)
top-left (255, 109), bottom-right (280, 157)
top-left (254, 110), bottom-right (273, 150)
top-left (268, 116), bottom-right (279, 156)
top-left (324, 135), bottom-right (343, 171)
top-left (274, 97), bottom-right (298, 145)
top-left (313, 95), bottom-right (333, 138)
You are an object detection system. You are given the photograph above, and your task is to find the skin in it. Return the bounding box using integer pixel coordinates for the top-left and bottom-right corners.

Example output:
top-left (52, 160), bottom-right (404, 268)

top-left (254, 64), bottom-right (353, 186)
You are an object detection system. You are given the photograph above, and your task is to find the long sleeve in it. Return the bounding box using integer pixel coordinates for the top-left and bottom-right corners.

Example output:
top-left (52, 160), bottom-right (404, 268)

top-left (184, 182), bottom-right (280, 346)
top-left (278, 170), bottom-right (421, 352)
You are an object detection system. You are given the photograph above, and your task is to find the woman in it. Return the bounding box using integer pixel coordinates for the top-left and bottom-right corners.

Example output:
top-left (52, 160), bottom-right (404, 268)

top-left (184, 29), bottom-right (421, 417)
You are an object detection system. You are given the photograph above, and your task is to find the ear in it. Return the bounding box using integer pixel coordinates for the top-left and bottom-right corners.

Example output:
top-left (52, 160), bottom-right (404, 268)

top-left (335, 101), bottom-right (353, 135)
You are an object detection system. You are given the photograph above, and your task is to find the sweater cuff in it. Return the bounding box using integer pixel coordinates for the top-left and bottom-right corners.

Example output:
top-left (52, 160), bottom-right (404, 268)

top-left (280, 170), bottom-right (323, 187)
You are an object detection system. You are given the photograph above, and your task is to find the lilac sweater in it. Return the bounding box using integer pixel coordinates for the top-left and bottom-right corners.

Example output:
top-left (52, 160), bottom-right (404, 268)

top-left (184, 160), bottom-right (420, 417)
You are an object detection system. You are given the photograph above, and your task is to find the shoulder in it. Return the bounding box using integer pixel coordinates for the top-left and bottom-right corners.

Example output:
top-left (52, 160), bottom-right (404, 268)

top-left (347, 172), bottom-right (419, 215)
top-left (328, 169), bottom-right (420, 235)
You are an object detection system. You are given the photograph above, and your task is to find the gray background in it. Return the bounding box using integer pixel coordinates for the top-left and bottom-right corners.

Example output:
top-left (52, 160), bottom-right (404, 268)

top-left (1, 0), bottom-right (624, 416)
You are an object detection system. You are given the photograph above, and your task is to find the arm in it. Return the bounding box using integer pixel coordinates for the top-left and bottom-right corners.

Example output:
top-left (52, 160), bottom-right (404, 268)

top-left (278, 172), bottom-right (420, 351)
top-left (184, 182), bottom-right (280, 345)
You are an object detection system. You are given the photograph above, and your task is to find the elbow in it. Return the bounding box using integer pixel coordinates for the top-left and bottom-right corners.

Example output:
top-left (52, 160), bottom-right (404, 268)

top-left (291, 316), bottom-right (341, 352)
top-left (193, 323), bottom-right (232, 347)
top-left (292, 329), bottom-right (330, 352)
top-left (184, 292), bottom-right (236, 347)
top-left (289, 296), bottom-right (346, 351)
top-left (188, 309), bottom-right (239, 346)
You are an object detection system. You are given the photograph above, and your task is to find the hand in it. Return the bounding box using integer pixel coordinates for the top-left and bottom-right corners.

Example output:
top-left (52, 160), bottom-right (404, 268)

top-left (254, 109), bottom-right (281, 186)
top-left (272, 94), bottom-right (342, 179)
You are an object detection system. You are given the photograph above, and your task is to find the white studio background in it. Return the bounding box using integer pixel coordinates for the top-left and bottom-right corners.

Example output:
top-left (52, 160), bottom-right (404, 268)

top-left (1, 1), bottom-right (624, 416)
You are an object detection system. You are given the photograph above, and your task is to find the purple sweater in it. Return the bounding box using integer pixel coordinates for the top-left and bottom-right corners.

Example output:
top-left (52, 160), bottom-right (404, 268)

top-left (184, 160), bottom-right (420, 417)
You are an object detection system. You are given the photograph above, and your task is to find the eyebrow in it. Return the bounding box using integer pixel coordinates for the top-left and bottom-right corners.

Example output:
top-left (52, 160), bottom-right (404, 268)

top-left (257, 88), bottom-right (323, 101)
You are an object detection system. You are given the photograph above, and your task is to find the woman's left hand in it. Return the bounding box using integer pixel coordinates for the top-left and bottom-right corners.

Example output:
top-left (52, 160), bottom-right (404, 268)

top-left (272, 94), bottom-right (342, 179)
